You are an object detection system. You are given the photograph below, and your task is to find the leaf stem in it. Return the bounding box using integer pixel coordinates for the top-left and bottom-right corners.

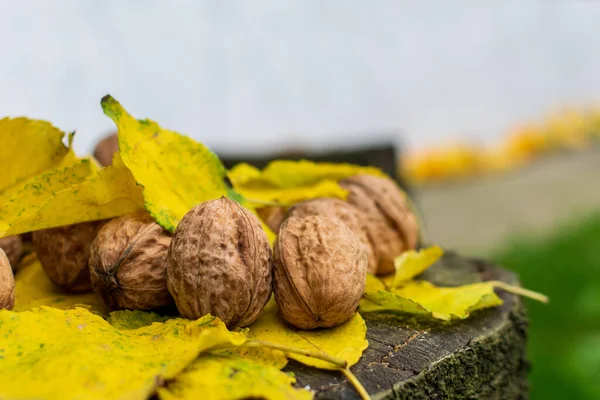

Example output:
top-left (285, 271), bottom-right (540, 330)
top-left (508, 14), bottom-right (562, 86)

top-left (340, 367), bottom-right (371, 400)
top-left (236, 340), bottom-right (348, 369)
top-left (490, 281), bottom-right (549, 303)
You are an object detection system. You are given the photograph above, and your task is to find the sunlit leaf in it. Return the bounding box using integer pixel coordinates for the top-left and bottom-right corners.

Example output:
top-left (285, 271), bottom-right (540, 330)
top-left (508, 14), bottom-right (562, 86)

top-left (391, 245), bottom-right (443, 287)
top-left (101, 95), bottom-right (241, 232)
top-left (0, 117), bottom-right (75, 193)
top-left (248, 299), bottom-right (368, 370)
top-left (0, 155), bottom-right (144, 237)
top-left (236, 179), bottom-right (348, 206)
top-left (158, 355), bottom-right (312, 400)
top-left (107, 309), bottom-right (171, 330)
top-left (0, 307), bottom-right (245, 400)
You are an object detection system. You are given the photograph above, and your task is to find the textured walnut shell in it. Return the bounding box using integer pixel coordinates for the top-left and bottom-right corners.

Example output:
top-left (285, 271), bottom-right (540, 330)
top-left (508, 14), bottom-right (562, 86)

top-left (0, 235), bottom-right (23, 272)
top-left (0, 249), bottom-right (15, 310)
top-left (93, 132), bottom-right (118, 167)
top-left (340, 174), bottom-right (419, 275)
top-left (89, 212), bottom-right (173, 310)
top-left (167, 197), bottom-right (273, 328)
top-left (287, 198), bottom-right (377, 274)
top-left (257, 206), bottom-right (287, 233)
top-left (33, 221), bottom-right (106, 292)
top-left (273, 215), bottom-right (367, 329)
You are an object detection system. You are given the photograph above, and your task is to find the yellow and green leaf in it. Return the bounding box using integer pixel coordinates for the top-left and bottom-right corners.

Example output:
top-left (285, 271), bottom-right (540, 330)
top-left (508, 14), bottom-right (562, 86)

top-left (101, 95), bottom-right (241, 232)
top-left (158, 355), bottom-right (312, 400)
top-left (0, 307), bottom-right (245, 400)
top-left (0, 117), bottom-right (76, 193)
top-left (0, 155), bottom-right (144, 237)
top-left (391, 245), bottom-right (444, 287)
top-left (248, 299), bottom-right (368, 370)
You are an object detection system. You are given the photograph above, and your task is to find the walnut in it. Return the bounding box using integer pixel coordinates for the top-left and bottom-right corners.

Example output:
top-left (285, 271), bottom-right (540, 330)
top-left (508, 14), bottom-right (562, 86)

top-left (167, 197), bottom-right (272, 328)
top-left (287, 198), bottom-right (376, 274)
top-left (33, 221), bottom-right (106, 292)
top-left (256, 206), bottom-right (287, 233)
top-left (0, 235), bottom-right (23, 271)
top-left (0, 249), bottom-right (15, 310)
top-left (340, 174), bottom-right (419, 275)
top-left (89, 212), bottom-right (173, 310)
top-left (273, 215), bottom-right (367, 329)
top-left (93, 132), bottom-right (118, 167)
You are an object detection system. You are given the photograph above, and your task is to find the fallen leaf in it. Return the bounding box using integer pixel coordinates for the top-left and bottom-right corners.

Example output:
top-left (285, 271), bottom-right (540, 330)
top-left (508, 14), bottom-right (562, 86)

top-left (360, 280), bottom-right (503, 321)
top-left (0, 307), bottom-right (245, 400)
top-left (256, 160), bottom-right (386, 188)
top-left (0, 155), bottom-right (144, 237)
top-left (13, 256), bottom-right (110, 316)
top-left (391, 245), bottom-right (444, 287)
top-left (248, 299), bottom-right (368, 369)
top-left (0, 117), bottom-right (75, 193)
top-left (158, 355), bottom-right (312, 400)
top-left (235, 179), bottom-right (348, 206)
top-left (101, 95), bottom-right (241, 232)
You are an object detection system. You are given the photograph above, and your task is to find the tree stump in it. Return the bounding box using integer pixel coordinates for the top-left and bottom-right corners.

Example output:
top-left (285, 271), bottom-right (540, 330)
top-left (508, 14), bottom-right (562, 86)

top-left (285, 252), bottom-right (529, 399)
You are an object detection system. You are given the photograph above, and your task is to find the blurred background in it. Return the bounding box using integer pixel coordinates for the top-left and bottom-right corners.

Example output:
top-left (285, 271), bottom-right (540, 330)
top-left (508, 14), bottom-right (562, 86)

top-left (2, 1), bottom-right (600, 398)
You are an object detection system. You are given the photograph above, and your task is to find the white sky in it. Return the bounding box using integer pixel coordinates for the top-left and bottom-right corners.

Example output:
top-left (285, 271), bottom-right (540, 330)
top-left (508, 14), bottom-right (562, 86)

top-left (2, 1), bottom-right (600, 156)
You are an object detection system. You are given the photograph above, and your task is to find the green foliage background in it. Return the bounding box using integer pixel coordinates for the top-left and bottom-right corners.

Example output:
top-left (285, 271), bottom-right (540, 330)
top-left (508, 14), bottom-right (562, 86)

top-left (492, 211), bottom-right (600, 399)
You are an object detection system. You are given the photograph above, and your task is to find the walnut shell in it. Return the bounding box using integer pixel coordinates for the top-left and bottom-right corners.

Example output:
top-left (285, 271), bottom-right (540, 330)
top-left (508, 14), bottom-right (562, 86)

top-left (340, 174), bottom-right (419, 275)
top-left (33, 221), bottom-right (106, 292)
top-left (256, 206), bottom-right (287, 233)
top-left (287, 198), bottom-right (377, 274)
top-left (273, 215), bottom-right (367, 329)
top-left (167, 197), bottom-right (272, 328)
top-left (0, 235), bottom-right (23, 272)
top-left (93, 132), bottom-right (118, 167)
top-left (89, 212), bottom-right (173, 310)
top-left (0, 249), bottom-right (15, 310)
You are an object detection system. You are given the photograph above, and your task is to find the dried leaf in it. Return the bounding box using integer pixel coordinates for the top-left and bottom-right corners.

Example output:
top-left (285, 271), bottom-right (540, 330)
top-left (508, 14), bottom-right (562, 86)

top-left (13, 256), bottom-right (110, 316)
top-left (158, 355), bottom-right (312, 400)
top-left (392, 245), bottom-right (444, 287)
top-left (248, 299), bottom-right (368, 369)
top-left (0, 155), bottom-right (144, 237)
top-left (0, 307), bottom-right (245, 400)
top-left (0, 117), bottom-right (75, 193)
top-left (108, 310), bottom-right (171, 330)
top-left (101, 95), bottom-right (241, 232)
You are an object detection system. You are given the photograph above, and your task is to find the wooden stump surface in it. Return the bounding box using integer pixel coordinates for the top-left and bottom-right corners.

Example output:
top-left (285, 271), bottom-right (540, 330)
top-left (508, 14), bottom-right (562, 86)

top-left (285, 252), bottom-right (529, 400)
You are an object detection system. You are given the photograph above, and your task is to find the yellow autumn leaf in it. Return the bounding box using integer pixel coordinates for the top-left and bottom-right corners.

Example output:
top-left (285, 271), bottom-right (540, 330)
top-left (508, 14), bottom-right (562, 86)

top-left (236, 179), bottom-right (348, 206)
top-left (0, 117), bottom-right (75, 193)
top-left (102, 95), bottom-right (241, 232)
top-left (228, 162), bottom-right (262, 186)
top-left (13, 256), bottom-right (110, 316)
top-left (248, 299), bottom-right (368, 370)
top-left (391, 245), bottom-right (444, 287)
top-left (360, 280), bottom-right (503, 321)
top-left (0, 154), bottom-right (144, 237)
top-left (158, 355), bottom-right (312, 400)
top-left (258, 160), bottom-right (386, 188)
top-left (0, 307), bottom-right (245, 400)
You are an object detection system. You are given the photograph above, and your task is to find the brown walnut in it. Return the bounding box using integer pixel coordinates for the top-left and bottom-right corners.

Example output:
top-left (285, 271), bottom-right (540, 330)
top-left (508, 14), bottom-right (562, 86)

top-left (167, 197), bottom-right (273, 328)
top-left (0, 235), bottom-right (23, 271)
top-left (287, 198), bottom-right (377, 274)
top-left (93, 132), bottom-right (118, 167)
top-left (89, 212), bottom-right (173, 310)
top-left (340, 174), bottom-right (419, 275)
top-left (0, 249), bottom-right (16, 310)
top-left (33, 221), bottom-right (106, 292)
top-left (273, 215), bottom-right (367, 329)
